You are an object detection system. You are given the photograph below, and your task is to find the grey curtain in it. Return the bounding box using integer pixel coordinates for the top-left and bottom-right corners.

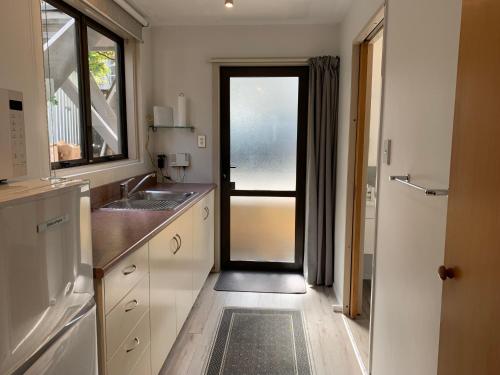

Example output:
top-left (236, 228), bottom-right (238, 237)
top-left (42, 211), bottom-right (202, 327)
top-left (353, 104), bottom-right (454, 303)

top-left (305, 56), bottom-right (340, 286)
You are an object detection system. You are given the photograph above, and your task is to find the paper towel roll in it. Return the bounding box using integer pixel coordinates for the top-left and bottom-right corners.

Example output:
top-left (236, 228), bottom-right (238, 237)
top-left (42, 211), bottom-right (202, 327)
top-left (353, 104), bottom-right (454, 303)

top-left (177, 93), bottom-right (187, 127)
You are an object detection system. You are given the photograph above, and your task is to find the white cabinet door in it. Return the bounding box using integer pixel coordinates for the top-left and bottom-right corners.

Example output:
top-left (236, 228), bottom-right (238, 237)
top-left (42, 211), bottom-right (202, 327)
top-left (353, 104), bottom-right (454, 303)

top-left (192, 192), bottom-right (215, 300)
top-left (171, 209), bottom-right (193, 334)
top-left (149, 223), bottom-right (178, 375)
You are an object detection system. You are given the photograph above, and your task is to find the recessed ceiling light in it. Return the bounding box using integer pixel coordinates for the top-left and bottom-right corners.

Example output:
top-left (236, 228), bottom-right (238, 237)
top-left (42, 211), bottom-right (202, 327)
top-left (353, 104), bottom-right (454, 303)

top-left (225, 0), bottom-right (234, 8)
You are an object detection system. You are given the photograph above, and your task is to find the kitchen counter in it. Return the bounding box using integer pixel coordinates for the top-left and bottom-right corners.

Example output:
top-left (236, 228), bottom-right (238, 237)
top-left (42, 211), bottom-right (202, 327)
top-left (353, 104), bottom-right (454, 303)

top-left (91, 182), bottom-right (216, 278)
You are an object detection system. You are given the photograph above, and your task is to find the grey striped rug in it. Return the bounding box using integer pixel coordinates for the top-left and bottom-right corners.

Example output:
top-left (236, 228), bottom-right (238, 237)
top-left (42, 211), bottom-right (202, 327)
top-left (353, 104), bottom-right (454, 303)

top-left (205, 308), bottom-right (313, 375)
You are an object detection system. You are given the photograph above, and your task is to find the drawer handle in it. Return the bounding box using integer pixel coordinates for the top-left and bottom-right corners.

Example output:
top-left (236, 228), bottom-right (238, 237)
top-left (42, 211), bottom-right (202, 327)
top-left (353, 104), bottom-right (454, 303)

top-left (171, 235), bottom-right (179, 254)
top-left (203, 207), bottom-right (210, 220)
top-left (122, 264), bottom-right (137, 276)
top-left (125, 299), bottom-right (139, 312)
top-left (173, 234), bottom-right (182, 255)
top-left (126, 337), bottom-right (140, 353)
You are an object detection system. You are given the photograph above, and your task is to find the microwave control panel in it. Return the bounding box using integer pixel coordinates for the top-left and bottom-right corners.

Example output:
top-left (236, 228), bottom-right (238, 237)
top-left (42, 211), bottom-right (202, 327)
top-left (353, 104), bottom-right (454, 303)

top-left (0, 89), bottom-right (27, 181)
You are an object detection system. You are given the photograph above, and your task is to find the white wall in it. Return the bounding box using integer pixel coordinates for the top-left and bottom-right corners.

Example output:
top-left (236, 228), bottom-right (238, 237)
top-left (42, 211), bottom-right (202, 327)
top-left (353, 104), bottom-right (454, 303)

top-left (0, 0), bottom-right (153, 188)
top-left (371, 1), bottom-right (461, 373)
top-left (1, 0), bottom-right (50, 179)
top-left (150, 24), bottom-right (340, 183)
top-left (335, 0), bottom-right (384, 304)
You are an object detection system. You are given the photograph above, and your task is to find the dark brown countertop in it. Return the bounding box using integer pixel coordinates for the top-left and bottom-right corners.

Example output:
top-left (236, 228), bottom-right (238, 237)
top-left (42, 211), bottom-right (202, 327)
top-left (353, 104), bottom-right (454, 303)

top-left (92, 182), bottom-right (216, 278)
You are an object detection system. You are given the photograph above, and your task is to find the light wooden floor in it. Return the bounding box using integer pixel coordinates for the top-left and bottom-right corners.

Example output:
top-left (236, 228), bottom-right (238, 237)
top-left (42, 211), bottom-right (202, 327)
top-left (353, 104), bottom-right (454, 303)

top-left (159, 273), bottom-right (362, 375)
top-left (344, 280), bottom-right (371, 369)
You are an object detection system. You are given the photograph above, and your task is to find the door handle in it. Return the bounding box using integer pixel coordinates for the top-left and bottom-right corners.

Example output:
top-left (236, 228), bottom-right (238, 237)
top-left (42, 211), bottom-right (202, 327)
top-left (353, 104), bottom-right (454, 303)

top-left (438, 265), bottom-right (455, 280)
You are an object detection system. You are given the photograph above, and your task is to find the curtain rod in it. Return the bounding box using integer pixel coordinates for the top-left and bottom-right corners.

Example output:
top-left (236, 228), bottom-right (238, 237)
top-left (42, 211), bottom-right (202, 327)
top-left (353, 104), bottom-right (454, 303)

top-left (209, 57), bottom-right (310, 64)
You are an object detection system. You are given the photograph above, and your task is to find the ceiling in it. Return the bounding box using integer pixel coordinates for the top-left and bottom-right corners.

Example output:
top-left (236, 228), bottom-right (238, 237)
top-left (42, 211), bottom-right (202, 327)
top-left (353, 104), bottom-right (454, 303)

top-left (129, 0), bottom-right (352, 26)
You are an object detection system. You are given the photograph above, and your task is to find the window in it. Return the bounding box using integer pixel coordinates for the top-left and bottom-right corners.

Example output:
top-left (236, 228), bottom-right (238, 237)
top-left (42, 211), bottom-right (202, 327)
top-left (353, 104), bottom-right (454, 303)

top-left (41, 0), bottom-right (127, 169)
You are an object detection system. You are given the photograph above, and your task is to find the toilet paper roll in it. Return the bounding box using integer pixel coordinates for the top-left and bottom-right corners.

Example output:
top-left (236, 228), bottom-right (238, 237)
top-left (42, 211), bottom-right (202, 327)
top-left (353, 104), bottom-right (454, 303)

top-left (177, 93), bottom-right (187, 127)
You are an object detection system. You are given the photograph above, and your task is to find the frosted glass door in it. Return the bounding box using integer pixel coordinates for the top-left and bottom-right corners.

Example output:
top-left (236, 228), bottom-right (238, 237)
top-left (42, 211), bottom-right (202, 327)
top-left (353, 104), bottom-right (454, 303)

top-left (220, 66), bottom-right (308, 269)
top-left (230, 197), bottom-right (296, 262)
top-left (230, 77), bottom-right (298, 191)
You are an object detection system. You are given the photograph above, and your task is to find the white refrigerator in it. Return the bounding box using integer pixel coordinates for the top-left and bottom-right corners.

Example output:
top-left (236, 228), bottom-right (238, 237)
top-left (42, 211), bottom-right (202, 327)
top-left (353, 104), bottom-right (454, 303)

top-left (0, 180), bottom-right (98, 375)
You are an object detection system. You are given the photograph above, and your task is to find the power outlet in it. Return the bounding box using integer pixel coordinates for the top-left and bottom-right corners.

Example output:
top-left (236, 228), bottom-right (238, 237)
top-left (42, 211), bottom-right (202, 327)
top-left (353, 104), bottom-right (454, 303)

top-left (197, 135), bottom-right (206, 148)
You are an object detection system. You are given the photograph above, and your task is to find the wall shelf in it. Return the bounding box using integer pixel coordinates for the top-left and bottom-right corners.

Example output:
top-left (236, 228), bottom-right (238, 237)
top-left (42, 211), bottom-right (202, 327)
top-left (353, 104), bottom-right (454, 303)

top-left (149, 125), bottom-right (195, 133)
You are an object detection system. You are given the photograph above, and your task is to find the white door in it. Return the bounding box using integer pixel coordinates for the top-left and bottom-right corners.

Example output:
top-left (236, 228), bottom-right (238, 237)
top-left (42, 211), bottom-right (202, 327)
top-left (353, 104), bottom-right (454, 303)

top-left (370, 0), bottom-right (462, 374)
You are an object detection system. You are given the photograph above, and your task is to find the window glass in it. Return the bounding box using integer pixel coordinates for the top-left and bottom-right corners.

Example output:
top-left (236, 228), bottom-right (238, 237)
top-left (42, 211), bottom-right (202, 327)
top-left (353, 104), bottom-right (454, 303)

top-left (230, 77), bottom-right (299, 191)
top-left (87, 27), bottom-right (124, 158)
top-left (41, 1), bottom-right (83, 163)
top-left (230, 196), bottom-right (296, 263)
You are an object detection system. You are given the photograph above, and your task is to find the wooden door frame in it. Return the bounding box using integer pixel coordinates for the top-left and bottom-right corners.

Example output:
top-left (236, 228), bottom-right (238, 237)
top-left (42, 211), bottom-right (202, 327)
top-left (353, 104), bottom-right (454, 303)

top-left (349, 40), bottom-right (371, 318)
top-left (343, 14), bottom-right (385, 319)
top-left (219, 66), bottom-right (309, 272)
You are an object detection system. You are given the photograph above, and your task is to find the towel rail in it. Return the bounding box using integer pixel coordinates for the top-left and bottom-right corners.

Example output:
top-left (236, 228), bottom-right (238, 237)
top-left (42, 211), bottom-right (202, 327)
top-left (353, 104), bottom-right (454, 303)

top-left (389, 174), bottom-right (448, 196)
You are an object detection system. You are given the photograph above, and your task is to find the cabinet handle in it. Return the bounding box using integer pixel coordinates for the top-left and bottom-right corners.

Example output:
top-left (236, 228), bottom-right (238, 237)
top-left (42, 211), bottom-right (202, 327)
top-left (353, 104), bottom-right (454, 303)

top-left (173, 234), bottom-right (182, 255)
top-left (126, 337), bottom-right (140, 353)
top-left (122, 264), bottom-right (137, 276)
top-left (125, 299), bottom-right (139, 312)
top-left (170, 236), bottom-right (179, 254)
top-left (203, 206), bottom-right (210, 220)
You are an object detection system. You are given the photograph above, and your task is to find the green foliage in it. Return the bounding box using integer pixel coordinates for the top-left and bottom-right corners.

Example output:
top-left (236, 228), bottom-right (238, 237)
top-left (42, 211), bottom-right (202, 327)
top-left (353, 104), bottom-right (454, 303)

top-left (49, 95), bottom-right (59, 106)
top-left (88, 50), bottom-right (115, 85)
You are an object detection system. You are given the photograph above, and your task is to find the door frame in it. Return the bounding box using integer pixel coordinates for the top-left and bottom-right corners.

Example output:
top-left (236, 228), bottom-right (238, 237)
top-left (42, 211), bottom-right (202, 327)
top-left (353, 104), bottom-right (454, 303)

top-left (341, 6), bottom-right (385, 374)
top-left (348, 24), bottom-right (384, 318)
top-left (219, 65), bottom-right (309, 272)
top-left (343, 9), bottom-right (385, 314)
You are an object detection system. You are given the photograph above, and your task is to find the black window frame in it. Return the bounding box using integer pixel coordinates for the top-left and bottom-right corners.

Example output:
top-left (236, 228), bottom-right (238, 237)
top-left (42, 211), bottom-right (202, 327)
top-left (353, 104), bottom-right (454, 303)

top-left (219, 66), bottom-right (309, 272)
top-left (42, 0), bottom-right (128, 170)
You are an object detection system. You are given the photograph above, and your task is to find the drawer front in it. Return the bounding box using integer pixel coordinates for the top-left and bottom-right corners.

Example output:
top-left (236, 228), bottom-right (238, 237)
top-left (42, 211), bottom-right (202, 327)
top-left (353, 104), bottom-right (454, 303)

top-left (107, 312), bottom-right (150, 375)
top-left (104, 244), bottom-right (149, 314)
top-left (129, 344), bottom-right (151, 375)
top-left (106, 274), bottom-right (150, 358)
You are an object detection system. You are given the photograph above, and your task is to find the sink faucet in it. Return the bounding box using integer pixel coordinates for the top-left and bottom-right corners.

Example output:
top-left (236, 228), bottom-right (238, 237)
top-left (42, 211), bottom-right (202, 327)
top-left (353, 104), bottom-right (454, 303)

top-left (120, 173), bottom-right (156, 199)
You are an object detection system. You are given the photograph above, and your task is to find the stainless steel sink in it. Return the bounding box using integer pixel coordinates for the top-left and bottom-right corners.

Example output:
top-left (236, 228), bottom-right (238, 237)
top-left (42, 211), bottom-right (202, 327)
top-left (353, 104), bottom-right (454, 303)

top-left (129, 191), bottom-right (196, 202)
top-left (100, 190), bottom-right (198, 211)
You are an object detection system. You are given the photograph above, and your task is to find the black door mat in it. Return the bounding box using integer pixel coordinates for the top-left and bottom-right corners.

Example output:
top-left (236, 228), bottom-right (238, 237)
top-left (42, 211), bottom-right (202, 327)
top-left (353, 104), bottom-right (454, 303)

top-left (205, 307), bottom-right (312, 375)
top-left (214, 271), bottom-right (307, 294)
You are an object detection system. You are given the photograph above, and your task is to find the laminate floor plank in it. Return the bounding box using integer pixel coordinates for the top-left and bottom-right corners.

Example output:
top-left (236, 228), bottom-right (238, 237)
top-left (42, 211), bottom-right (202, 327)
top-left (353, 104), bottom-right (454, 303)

top-left (159, 273), bottom-right (361, 375)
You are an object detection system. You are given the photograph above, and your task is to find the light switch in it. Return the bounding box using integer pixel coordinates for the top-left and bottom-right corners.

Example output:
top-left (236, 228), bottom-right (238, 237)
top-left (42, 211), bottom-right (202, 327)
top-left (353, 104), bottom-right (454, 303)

top-left (383, 139), bottom-right (391, 165)
top-left (197, 135), bottom-right (206, 148)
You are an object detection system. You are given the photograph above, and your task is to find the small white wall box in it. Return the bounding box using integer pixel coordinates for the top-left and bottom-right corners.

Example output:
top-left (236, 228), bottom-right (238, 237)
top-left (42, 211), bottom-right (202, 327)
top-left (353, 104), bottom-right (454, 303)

top-left (168, 153), bottom-right (190, 167)
top-left (153, 105), bottom-right (174, 127)
top-left (0, 89), bottom-right (27, 181)
top-left (197, 135), bottom-right (206, 148)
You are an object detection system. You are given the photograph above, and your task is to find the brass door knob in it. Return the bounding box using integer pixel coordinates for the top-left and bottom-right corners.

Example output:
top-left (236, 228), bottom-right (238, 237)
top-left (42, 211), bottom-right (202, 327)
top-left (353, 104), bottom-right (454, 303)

top-left (438, 265), bottom-right (455, 280)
